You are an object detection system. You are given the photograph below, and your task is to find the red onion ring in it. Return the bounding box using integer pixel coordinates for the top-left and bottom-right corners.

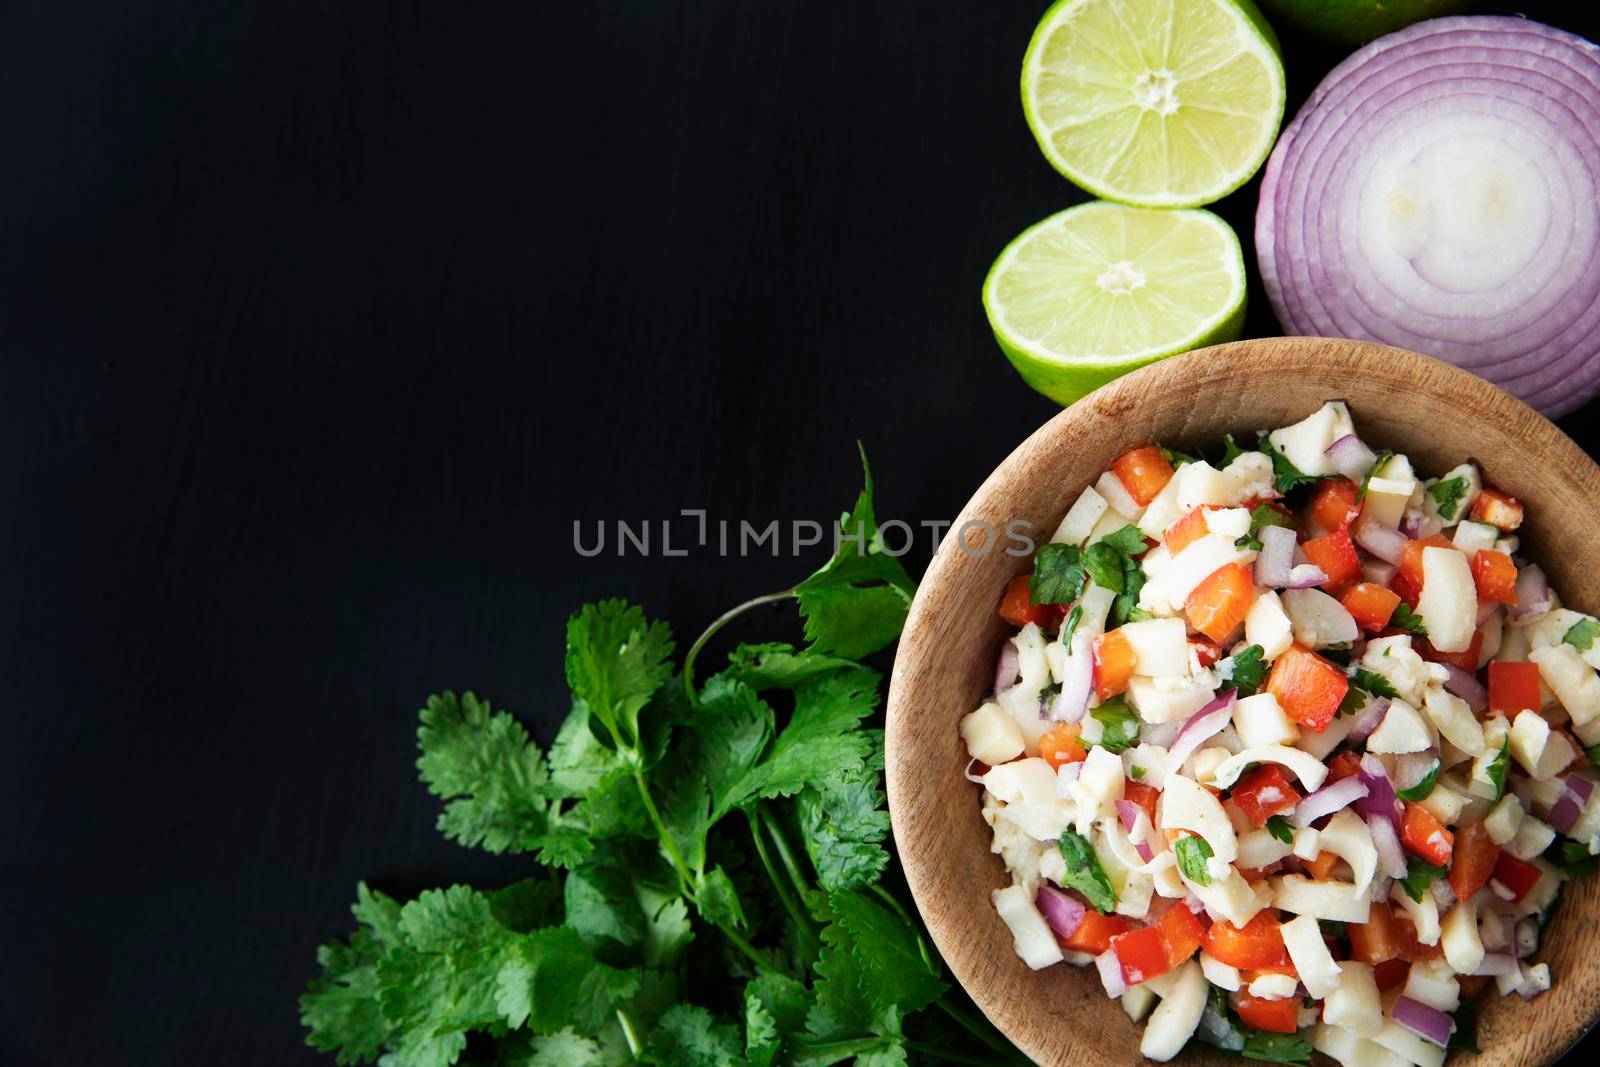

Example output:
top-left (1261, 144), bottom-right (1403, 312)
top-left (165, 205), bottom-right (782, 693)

top-left (1349, 695), bottom-right (1390, 743)
top-left (1369, 814), bottom-right (1408, 879)
top-left (1117, 799), bottom-right (1156, 862)
top-left (1096, 947), bottom-right (1127, 997)
top-left (1441, 664), bottom-right (1488, 714)
top-left (1037, 885), bottom-right (1087, 941)
top-left (1046, 632), bottom-right (1094, 724)
top-left (1510, 565), bottom-right (1552, 622)
top-left (1256, 17), bottom-right (1600, 416)
top-left (1357, 754), bottom-right (1401, 824)
top-left (1472, 953), bottom-right (1519, 977)
top-left (1392, 995), bottom-right (1455, 1047)
top-left (1292, 774), bottom-right (1369, 827)
top-left (1354, 516), bottom-right (1406, 566)
top-left (1257, 525), bottom-right (1296, 588)
top-left (1401, 512), bottom-right (1442, 540)
top-left (995, 639), bottom-right (1021, 694)
top-left (1548, 792), bottom-right (1582, 834)
top-left (1568, 775), bottom-right (1596, 805)
top-left (1167, 690), bottom-right (1236, 773)
top-left (1325, 434), bottom-right (1376, 481)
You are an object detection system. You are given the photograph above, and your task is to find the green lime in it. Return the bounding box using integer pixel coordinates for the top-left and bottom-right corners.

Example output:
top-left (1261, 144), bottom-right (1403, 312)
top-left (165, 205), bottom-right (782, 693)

top-left (983, 201), bottom-right (1246, 405)
top-left (1021, 0), bottom-right (1286, 208)
top-left (1256, 0), bottom-right (1468, 46)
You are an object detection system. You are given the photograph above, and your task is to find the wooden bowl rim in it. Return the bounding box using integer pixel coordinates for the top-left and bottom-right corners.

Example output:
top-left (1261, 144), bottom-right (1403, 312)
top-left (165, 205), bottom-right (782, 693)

top-left (885, 337), bottom-right (1600, 1067)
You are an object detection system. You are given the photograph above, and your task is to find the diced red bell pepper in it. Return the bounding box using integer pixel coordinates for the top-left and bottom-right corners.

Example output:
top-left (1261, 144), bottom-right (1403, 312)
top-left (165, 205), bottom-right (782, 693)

top-left (1418, 630), bottom-right (1483, 674)
top-left (998, 573), bottom-right (1060, 629)
top-left (1472, 549), bottom-right (1519, 605)
top-left (1470, 487), bottom-right (1524, 532)
top-left (1449, 821), bottom-right (1501, 900)
top-left (1302, 528), bottom-right (1362, 593)
top-left (1373, 958), bottom-right (1410, 992)
top-left (1491, 851), bottom-right (1543, 904)
top-left (1092, 628), bottom-right (1137, 701)
top-left (1327, 750), bottom-right (1363, 783)
top-left (1059, 909), bottom-right (1129, 954)
top-left (1166, 506), bottom-right (1214, 556)
top-left (1390, 567), bottom-right (1422, 609)
top-left (1112, 923), bottom-right (1174, 985)
top-left (1307, 478), bottom-right (1362, 533)
top-left (1394, 913), bottom-right (1442, 962)
top-left (1342, 581), bottom-right (1401, 633)
top-left (1038, 722), bottom-right (1088, 770)
top-left (1267, 644), bottom-right (1350, 733)
top-left (1202, 911), bottom-right (1292, 970)
top-left (1112, 446), bottom-right (1176, 507)
top-left (1123, 780), bottom-right (1161, 827)
top-left (1158, 901), bottom-right (1207, 970)
top-left (1348, 901), bottom-right (1402, 965)
top-left (1190, 635), bottom-right (1224, 668)
top-left (1185, 562), bottom-right (1254, 643)
top-left (1229, 764), bottom-right (1302, 827)
top-left (1489, 660), bottom-right (1542, 716)
top-left (1400, 803), bottom-right (1454, 867)
top-left (1234, 991), bottom-right (1300, 1034)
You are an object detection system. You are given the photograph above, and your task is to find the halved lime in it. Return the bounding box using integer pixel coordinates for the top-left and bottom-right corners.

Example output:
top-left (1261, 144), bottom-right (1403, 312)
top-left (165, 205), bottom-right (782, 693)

top-left (1022, 0), bottom-right (1286, 208)
top-left (983, 201), bottom-right (1246, 405)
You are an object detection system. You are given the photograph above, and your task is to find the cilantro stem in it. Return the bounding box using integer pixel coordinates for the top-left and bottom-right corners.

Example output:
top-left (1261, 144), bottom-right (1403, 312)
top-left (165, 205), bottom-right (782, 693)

top-left (682, 587), bottom-right (796, 703)
top-left (906, 1041), bottom-right (1019, 1066)
top-left (762, 806), bottom-right (816, 901)
top-left (936, 997), bottom-right (1016, 1058)
top-left (799, 1036), bottom-right (894, 1059)
top-left (718, 919), bottom-right (779, 975)
top-left (629, 766), bottom-right (697, 892)
top-left (747, 807), bottom-right (818, 955)
top-left (615, 1008), bottom-right (642, 1057)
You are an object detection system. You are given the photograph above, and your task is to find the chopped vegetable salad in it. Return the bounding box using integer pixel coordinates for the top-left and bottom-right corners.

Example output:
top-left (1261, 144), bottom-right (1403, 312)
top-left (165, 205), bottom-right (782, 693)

top-left (961, 402), bottom-right (1600, 1065)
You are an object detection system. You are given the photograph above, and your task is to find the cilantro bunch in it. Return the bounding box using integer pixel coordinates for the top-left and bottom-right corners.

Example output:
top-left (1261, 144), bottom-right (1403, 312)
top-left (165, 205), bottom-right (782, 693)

top-left (300, 457), bottom-right (1023, 1067)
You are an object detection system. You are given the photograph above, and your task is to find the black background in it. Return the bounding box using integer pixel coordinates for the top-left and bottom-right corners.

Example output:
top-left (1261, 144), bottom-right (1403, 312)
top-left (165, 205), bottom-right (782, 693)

top-left (5, 2), bottom-right (1598, 1064)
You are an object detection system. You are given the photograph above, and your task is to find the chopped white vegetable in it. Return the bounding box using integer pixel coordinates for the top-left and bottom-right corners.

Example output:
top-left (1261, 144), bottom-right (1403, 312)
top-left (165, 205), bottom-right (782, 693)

top-left (1283, 587), bottom-right (1360, 648)
top-left (1127, 671), bottom-right (1219, 725)
top-left (1440, 894), bottom-right (1484, 974)
top-left (990, 885), bottom-right (1063, 970)
top-left (1095, 469), bottom-right (1144, 522)
top-left (1248, 972), bottom-right (1299, 999)
top-left (1203, 506), bottom-right (1251, 539)
top-left (1452, 520), bottom-right (1499, 555)
top-left (1415, 778), bottom-right (1467, 826)
top-left (1070, 745), bottom-right (1125, 828)
top-left (1422, 463), bottom-right (1480, 524)
top-left (959, 701), bottom-right (1025, 765)
top-left (1267, 401), bottom-right (1354, 478)
top-left (1372, 1020), bottom-right (1447, 1067)
top-left (1366, 699), bottom-right (1433, 755)
top-left (1529, 643), bottom-right (1600, 726)
top-left (1509, 709), bottom-right (1575, 781)
top-left (1322, 962), bottom-right (1383, 1037)
top-left (1360, 453), bottom-right (1418, 530)
top-left (1245, 589), bottom-right (1296, 661)
top-left (1237, 827), bottom-right (1295, 869)
top-left (1282, 914), bottom-right (1343, 996)
top-left (1139, 959), bottom-right (1206, 1063)
top-left (1159, 774), bottom-right (1237, 863)
top-left (995, 623), bottom-right (1053, 752)
top-left (1209, 744), bottom-right (1330, 791)
top-left (1121, 983), bottom-right (1156, 1023)
top-left (1416, 547), bottom-right (1476, 653)
top-left (995, 800), bottom-right (1078, 842)
top-left (1052, 485), bottom-right (1109, 546)
top-left (981, 758), bottom-right (1059, 806)
top-left (1188, 867), bottom-right (1268, 927)
top-left (1086, 504), bottom-right (1137, 548)
top-left (1485, 795), bottom-right (1525, 845)
top-left (1077, 582), bottom-right (1117, 638)
top-left (1314, 1023), bottom-right (1409, 1067)
top-left (1199, 951), bottom-right (1241, 991)
top-left (1164, 533), bottom-right (1255, 610)
top-left (1292, 825), bottom-right (1322, 862)
top-left (1271, 874), bottom-right (1373, 923)
top-left (1318, 809), bottom-right (1378, 897)
top-left (1422, 687), bottom-right (1486, 757)
top-left (1389, 883), bottom-right (1440, 947)
top-left (1120, 617), bottom-right (1192, 678)
top-left (1296, 708), bottom-right (1354, 761)
top-left (1507, 815), bottom-right (1557, 861)
top-left (1360, 636), bottom-right (1432, 706)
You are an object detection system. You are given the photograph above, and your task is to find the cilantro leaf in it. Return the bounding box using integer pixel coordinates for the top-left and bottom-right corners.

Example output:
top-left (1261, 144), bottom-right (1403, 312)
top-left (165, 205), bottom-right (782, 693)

top-left (1061, 604), bottom-right (1085, 645)
top-left (745, 973), bottom-right (810, 1067)
top-left (1219, 645), bottom-right (1267, 698)
top-left (300, 884), bottom-right (403, 1065)
top-left (1486, 738), bottom-right (1511, 801)
top-left (725, 642), bottom-right (858, 690)
top-left (822, 889), bottom-right (946, 1016)
top-left (1130, 765), bottom-right (1146, 780)
top-left (1090, 698), bottom-right (1140, 753)
top-left (694, 865), bottom-right (747, 929)
top-left (1174, 835), bottom-right (1214, 885)
top-left (1102, 524), bottom-right (1149, 556)
top-left (739, 665), bottom-right (879, 803)
top-left (1030, 543), bottom-right (1087, 605)
top-left (1058, 830), bottom-right (1118, 913)
top-left (1236, 534), bottom-right (1264, 551)
top-left (1261, 439), bottom-right (1324, 494)
top-left (1358, 449), bottom-right (1395, 501)
top-left (1266, 815), bottom-right (1295, 844)
top-left (1249, 503), bottom-right (1295, 533)
top-left (799, 753), bottom-right (892, 893)
top-left (1083, 541), bottom-right (1128, 593)
top-left (1349, 668), bottom-right (1399, 700)
top-left (1392, 602), bottom-right (1429, 639)
top-left (502, 1028), bottom-right (605, 1065)
top-left (1396, 760), bottom-right (1440, 802)
top-left (804, 892), bottom-right (908, 1047)
top-left (1242, 1031), bottom-right (1314, 1064)
top-left (1109, 552), bottom-right (1149, 628)
top-left (1551, 839), bottom-right (1599, 875)
top-left (794, 448), bottom-right (917, 660)
top-left (493, 925), bottom-right (641, 1034)
top-left (647, 1003), bottom-right (744, 1066)
top-left (1564, 617), bottom-right (1600, 653)
top-left (416, 691), bottom-right (552, 856)
top-left (565, 599), bottom-right (675, 751)
top-left (1428, 477), bottom-right (1467, 521)
top-left (1399, 857), bottom-right (1448, 903)
top-left (1161, 446), bottom-right (1200, 468)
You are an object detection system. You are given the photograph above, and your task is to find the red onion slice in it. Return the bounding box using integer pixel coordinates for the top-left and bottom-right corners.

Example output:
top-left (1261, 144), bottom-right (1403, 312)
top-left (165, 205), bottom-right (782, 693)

top-left (1325, 434), bottom-right (1377, 482)
top-left (1357, 755), bottom-right (1400, 824)
top-left (1441, 664), bottom-right (1488, 714)
top-left (1257, 525), bottom-right (1296, 588)
top-left (1167, 690), bottom-right (1236, 773)
top-left (1354, 517), bottom-right (1406, 566)
top-left (1510, 565), bottom-right (1552, 622)
top-left (995, 639), bottom-right (1021, 694)
top-left (1285, 564), bottom-right (1330, 590)
top-left (1395, 750), bottom-right (1438, 793)
top-left (1548, 793), bottom-right (1582, 834)
top-left (1401, 513), bottom-right (1443, 541)
top-left (1046, 632), bottom-right (1094, 724)
top-left (1096, 947), bottom-right (1127, 997)
top-left (1477, 600), bottom-right (1500, 628)
top-left (1349, 695), bottom-right (1391, 743)
top-left (1117, 800), bottom-right (1155, 862)
top-left (1059, 761), bottom-right (1082, 786)
top-left (1567, 775), bottom-right (1596, 805)
top-left (1255, 16), bottom-right (1600, 417)
top-left (1370, 817), bottom-right (1406, 880)
top-left (1293, 774), bottom-right (1369, 828)
top-left (1037, 885), bottom-right (1087, 941)
top-left (1362, 558), bottom-right (1397, 587)
top-left (1392, 995), bottom-right (1455, 1047)
top-left (1472, 952), bottom-right (1519, 977)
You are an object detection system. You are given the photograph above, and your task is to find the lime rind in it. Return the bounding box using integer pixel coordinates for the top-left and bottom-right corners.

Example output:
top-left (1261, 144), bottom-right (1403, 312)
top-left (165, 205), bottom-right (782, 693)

top-left (1021, 0), bottom-right (1287, 209)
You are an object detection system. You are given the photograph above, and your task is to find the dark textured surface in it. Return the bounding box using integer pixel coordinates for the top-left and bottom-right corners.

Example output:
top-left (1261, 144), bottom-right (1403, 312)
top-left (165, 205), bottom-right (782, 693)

top-left (1, 2), bottom-right (1594, 1063)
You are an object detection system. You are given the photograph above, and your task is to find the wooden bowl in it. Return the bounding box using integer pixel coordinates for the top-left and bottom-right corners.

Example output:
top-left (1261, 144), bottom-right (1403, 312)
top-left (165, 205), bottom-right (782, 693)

top-left (885, 337), bottom-right (1600, 1066)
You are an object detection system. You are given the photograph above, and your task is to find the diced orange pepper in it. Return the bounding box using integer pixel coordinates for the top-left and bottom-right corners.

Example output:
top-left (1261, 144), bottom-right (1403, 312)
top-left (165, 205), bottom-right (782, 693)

top-left (1166, 506), bottom-right (1214, 556)
top-left (1348, 901), bottom-right (1402, 965)
top-left (1342, 582), bottom-right (1401, 633)
top-left (1395, 913), bottom-right (1442, 961)
top-left (1470, 487), bottom-right (1524, 531)
top-left (1185, 562), bottom-right (1254, 643)
top-left (1123, 780), bottom-right (1161, 827)
top-left (1158, 902), bottom-right (1207, 970)
top-left (1234, 991), bottom-right (1300, 1034)
top-left (1472, 549), bottom-right (1518, 605)
top-left (1307, 478), bottom-right (1361, 533)
top-left (1092, 628), bottom-right (1137, 701)
top-left (998, 573), bottom-right (1060, 629)
top-left (1112, 924), bottom-right (1174, 985)
top-left (1202, 911), bottom-right (1292, 970)
top-left (1419, 630), bottom-right (1483, 674)
top-left (1400, 803), bottom-right (1454, 867)
top-left (1399, 534), bottom-right (1454, 591)
top-left (1112, 446), bottom-right (1176, 507)
top-left (1489, 661), bottom-right (1542, 716)
top-left (1229, 764), bottom-right (1302, 827)
top-left (1373, 958), bottom-right (1409, 992)
top-left (1038, 723), bottom-right (1088, 769)
top-left (1327, 750), bottom-right (1363, 783)
top-left (1302, 528), bottom-right (1362, 592)
top-left (1449, 821), bottom-right (1500, 900)
top-left (1306, 850), bottom-right (1341, 880)
top-left (1058, 909), bottom-right (1129, 954)
top-left (1267, 644), bottom-right (1350, 734)
top-left (1491, 851), bottom-right (1542, 903)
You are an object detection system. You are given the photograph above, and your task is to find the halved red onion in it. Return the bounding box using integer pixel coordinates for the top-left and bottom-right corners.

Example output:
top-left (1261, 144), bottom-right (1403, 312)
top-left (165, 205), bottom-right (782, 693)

top-left (1096, 947), bottom-right (1127, 997)
top-left (995, 639), bottom-right (1021, 694)
top-left (1566, 774), bottom-right (1595, 805)
top-left (1293, 774), bottom-right (1369, 827)
top-left (1392, 995), bottom-right (1455, 1047)
top-left (1401, 513), bottom-right (1443, 541)
top-left (1354, 516), bottom-right (1407, 566)
top-left (1358, 754), bottom-right (1401, 824)
top-left (1509, 565), bottom-right (1552, 622)
top-left (1256, 525), bottom-right (1296, 588)
top-left (1349, 696), bottom-right (1391, 743)
top-left (1441, 664), bottom-right (1488, 714)
top-left (1285, 564), bottom-right (1330, 589)
top-left (1362, 558), bottom-right (1397, 587)
top-left (1047, 632), bottom-right (1093, 724)
top-left (1370, 874), bottom-right (1394, 903)
top-left (1548, 793), bottom-right (1582, 834)
top-left (1472, 952), bottom-right (1518, 977)
top-left (1395, 750), bottom-right (1438, 793)
top-left (1369, 814), bottom-right (1408, 878)
top-left (1430, 877), bottom-right (1456, 912)
top-left (1037, 885), bottom-right (1087, 941)
top-left (1117, 799), bottom-right (1155, 862)
top-left (1168, 690), bottom-right (1237, 772)
top-left (1325, 434), bottom-right (1377, 482)
top-left (1255, 16), bottom-right (1600, 418)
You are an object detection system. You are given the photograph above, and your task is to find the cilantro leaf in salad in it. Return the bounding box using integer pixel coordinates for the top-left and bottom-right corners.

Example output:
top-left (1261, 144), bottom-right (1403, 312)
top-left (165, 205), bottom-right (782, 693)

top-left (1057, 830), bottom-right (1119, 913)
top-left (1392, 602), bottom-right (1429, 639)
top-left (1174, 835), bottom-right (1214, 885)
top-left (1260, 438), bottom-right (1324, 494)
top-left (1428, 476), bottom-right (1468, 520)
top-left (1564, 616), bottom-right (1600, 652)
top-left (1219, 644), bottom-right (1267, 697)
top-left (1399, 857), bottom-right (1449, 903)
top-left (1090, 698), bottom-right (1140, 753)
top-left (1266, 815), bottom-right (1295, 844)
top-left (1030, 542), bottom-right (1088, 605)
